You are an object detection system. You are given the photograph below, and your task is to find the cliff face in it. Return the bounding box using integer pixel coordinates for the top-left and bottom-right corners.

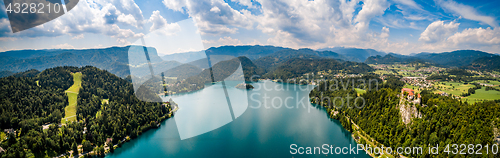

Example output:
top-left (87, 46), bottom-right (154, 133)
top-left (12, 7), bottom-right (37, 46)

top-left (398, 94), bottom-right (422, 125)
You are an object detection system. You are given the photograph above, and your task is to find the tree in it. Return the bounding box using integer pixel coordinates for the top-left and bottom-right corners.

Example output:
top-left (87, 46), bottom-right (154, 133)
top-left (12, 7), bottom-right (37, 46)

top-left (108, 142), bottom-right (114, 153)
top-left (99, 145), bottom-right (105, 156)
top-left (72, 142), bottom-right (78, 156)
top-left (82, 139), bottom-right (92, 152)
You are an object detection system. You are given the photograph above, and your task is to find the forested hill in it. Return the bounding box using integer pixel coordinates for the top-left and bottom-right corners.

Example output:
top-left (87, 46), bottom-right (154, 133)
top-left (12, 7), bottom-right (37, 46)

top-left (263, 58), bottom-right (374, 79)
top-left (364, 54), bottom-right (423, 64)
top-left (317, 47), bottom-right (386, 62)
top-left (309, 76), bottom-right (500, 157)
top-left (466, 55), bottom-right (500, 71)
top-left (253, 49), bottom-right (323, 70)
top-left (365, 50), bottom-right (495, 67)
top-left (204, 45), bottom-right (287, 60)
top-left (0, 46), bottom-right (182, 78)
top-left (0, 67), bottom-right (73, 129)
top-left (0, 66), bottom-right (170, 157)
top-left (413, 50), bottom-right (494, 67)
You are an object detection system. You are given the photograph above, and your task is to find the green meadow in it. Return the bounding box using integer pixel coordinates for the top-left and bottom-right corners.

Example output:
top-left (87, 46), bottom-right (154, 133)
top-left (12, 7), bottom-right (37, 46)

top-left (434, 81), bottom-right (474, 96)
top-left (355, 88), bottom-right (366, 96)
top-left (463, 87), bottom-right (500, 103)
top-left (61, 72), bottom-right (82, 124)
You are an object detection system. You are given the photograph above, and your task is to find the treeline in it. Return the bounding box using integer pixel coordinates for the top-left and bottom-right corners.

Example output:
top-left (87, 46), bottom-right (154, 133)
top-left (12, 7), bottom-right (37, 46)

top-left (77, 66), bottom-right (170, 146)
top-left (263, 58), bottom-right (374, 79)
top-left (427, 74), bottom-right (498, 83)
top-left (0, 66), bottom-right (171, 157)
top-left (310, 76), bottom-right (500, 157)
top-left (460, 83), bottom-right (482, 97)
top-left (0, 67), bottom-right (72, 130)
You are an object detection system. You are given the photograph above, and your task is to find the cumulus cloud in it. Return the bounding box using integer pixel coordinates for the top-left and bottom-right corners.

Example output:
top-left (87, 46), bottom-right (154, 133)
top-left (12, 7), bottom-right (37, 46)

top-left (354, 0), bottom-right (390, 32)
top-left (52, 43), bottom-right (75, 49)
top-left (71, 34), bottom-right (84, 39)
top-left (163, 0), bottom-right (253, 35)
top-left (393, 0), bottom-right (421, 10)
top-left (380, 27), bottom-right (390, 39)
top-left (436, 0), bottom-right (498, 28)
top-left (202, 36), bottom-right (242, 46)
top-left (148, 10), bottom-right (181, 36)
top-left (163, 0), bottom-right (187, 13)
top-left (0, 0), bottom-right (145, 44)
top-left (419, 20), bottom-right (459, 43)
top-left (447, 27), bottom-right (500, 46)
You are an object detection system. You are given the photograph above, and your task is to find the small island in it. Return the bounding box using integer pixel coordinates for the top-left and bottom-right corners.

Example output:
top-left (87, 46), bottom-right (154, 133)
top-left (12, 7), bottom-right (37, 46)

top-left (235, 83), bottom-right (254, 89)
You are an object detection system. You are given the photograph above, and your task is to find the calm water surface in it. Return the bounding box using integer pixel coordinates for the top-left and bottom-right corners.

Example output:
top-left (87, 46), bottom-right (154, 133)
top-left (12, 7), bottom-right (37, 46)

top-left (106, 81), bottom-right (370, 158)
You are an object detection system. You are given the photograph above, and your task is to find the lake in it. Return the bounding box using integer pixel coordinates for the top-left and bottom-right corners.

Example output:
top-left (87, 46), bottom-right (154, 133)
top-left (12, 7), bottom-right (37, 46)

top-left (106, 80), bottom-right (370, 157)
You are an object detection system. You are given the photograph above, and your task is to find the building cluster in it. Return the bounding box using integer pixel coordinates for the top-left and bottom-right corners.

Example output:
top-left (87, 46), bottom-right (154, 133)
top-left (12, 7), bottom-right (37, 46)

top-left (401, 88), bottom-right (421, 103)
top-left (3, 128), bottom-right (15, 136)
top-left (400, 77), bottom-right (433, 88)
top-left (488, 73), bottom-right (500, 78)
top-left (478, 82), bottom-right (494, 87)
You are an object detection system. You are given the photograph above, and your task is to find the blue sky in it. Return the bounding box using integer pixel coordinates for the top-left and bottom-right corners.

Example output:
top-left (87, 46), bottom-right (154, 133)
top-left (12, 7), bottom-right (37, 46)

top-left (0, 0), bottom-right (498, 55)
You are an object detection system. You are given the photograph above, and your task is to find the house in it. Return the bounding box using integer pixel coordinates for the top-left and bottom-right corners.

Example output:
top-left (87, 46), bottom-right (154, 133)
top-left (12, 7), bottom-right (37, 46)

top-left (3, 128), bottom-right (15, 136)
top-left (401, 88), bottom-right (415, 100)
top-left (106, 138), bottom-right (113, 145)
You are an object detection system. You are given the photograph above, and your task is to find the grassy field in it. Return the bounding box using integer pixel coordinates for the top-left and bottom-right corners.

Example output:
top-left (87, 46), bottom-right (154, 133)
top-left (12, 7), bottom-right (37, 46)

top-left (61, 72), bottom-right (82, 124)
top-left (472, 80), bottom-right (500, 86)
top-left (463, 87), bottom-right (500, 103)
top-left (0, 132), bottom-right (5, 142)
top-left (434, 81), bottom-right (474, 96)
top-left (355, 88), bottom-right (366, 96)
top-left (373, 70), bottom-right (394, 76)
top-left (432, 81), bottom-right (500, 103)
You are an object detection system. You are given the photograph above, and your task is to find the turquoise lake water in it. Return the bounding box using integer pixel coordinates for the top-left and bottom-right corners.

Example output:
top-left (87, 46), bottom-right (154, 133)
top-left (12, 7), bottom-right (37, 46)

top-left (106, 81), bottom-right (370, 157)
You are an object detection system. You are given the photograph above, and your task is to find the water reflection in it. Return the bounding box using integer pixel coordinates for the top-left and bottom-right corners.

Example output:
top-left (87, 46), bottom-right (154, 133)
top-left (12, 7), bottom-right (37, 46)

top-left (107, 81), bottom-right (369, 158)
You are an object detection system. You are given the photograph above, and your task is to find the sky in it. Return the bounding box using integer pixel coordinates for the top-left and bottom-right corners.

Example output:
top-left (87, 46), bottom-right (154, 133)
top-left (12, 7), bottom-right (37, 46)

top-left (0, 0), bottom-right (499, 55)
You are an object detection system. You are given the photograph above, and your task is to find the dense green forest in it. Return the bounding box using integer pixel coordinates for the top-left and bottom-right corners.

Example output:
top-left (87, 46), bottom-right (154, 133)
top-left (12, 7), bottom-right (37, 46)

top-left (309, 76), bottom-right (500, 157)
top-left (262, 58), bottom-right (374, 79)
top-left (0, 46), bottom-right (181, 78)
top-left (252, 49), bottom-right (345, 69)
top-left (0, 66), bottom-right (171, 157)
top-left (364, 50), bottom-right (496, 68)
top-left (467, 55), bottom-right (500, 71)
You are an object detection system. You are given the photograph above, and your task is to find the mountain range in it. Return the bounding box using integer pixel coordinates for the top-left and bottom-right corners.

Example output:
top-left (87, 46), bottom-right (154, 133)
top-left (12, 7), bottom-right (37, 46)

top-left (1, 45), bottom-right (498, 81)
top-left (365, 50), bottom-right (498, 68)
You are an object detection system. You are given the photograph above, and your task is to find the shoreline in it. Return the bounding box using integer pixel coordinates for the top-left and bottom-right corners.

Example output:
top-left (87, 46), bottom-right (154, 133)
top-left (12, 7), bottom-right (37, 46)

top-left (321, 106), bottom-right (397, 158)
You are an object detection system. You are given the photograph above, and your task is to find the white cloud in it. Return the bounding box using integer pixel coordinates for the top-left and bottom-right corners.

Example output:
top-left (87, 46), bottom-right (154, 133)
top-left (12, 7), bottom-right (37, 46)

top-left (71, 34), bottom-right (84, 39)
top-left (52, 43), bottom-right (75, 49)
top-left (393, 0), bottom-right (421, 10)
top-left (0, 0), bottom-right (143, 43)
top-left (419, 20), bottom-right (459, 43)
top-left (210, 6), bottom-right (221, 13)
top-left (0, 37), bottom-right (18, 41)
top-left (380, 27), bottom-right (390, 38)
top-left (0, 0), bottom-right (145, 45)
top-left (148, 10), bottom-right (181, 36)
top-left (163, 0), bottom-right (253, 35)
top-left (447, 27), bottom-right (500, 46)
top-left (354, 0), bottom-right (390, 32)
top-left (162, 0), bottom-right (187, 13)
top-left (203, 36), bottom-right (242, 46)
top-left (436, 0), bottom-right (498, 28)
top-left (117, 14), bottom-right (139, 27)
